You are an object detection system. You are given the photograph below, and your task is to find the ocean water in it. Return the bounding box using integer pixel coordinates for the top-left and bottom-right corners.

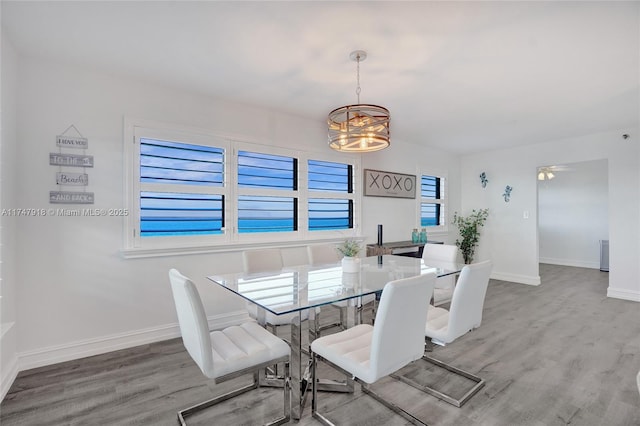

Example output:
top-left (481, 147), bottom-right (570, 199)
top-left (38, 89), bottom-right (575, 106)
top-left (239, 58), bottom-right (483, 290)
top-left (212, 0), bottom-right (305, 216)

top-left (141, 217), bottom-right (438, 237)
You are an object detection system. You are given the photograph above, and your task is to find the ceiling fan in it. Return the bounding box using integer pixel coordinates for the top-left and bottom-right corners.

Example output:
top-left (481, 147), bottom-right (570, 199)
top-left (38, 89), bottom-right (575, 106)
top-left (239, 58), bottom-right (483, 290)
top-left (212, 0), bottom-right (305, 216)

top-left (537, 164), bottom-right (572, 181)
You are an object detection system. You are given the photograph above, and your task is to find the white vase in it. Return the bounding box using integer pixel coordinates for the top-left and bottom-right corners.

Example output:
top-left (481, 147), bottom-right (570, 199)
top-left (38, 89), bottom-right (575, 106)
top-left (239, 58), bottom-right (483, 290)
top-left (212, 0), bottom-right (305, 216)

top-left (342, 270), bottom-right (359, 288)
top-left (341, 256), bottom-right (360, 273)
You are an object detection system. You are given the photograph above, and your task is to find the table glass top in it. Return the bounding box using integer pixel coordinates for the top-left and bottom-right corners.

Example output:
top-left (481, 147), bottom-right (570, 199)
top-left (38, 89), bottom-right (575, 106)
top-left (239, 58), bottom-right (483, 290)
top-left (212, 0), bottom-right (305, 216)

top-left (208, 255), bottom-right (463, 316)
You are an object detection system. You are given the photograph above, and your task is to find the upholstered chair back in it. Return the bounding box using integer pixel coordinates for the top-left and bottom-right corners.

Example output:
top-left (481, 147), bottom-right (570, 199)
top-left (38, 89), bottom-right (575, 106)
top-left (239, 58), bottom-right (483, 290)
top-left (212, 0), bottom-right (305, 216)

top-left (369, 272), bottom-right (436, 383)
top-left (307, 244), bottom-right (342, 265)
top-left (422, 243), bottom-right (459, 264)
top-left (447, 260), bottom-right (493, 341)
top-left (168, 269), bottom-right (214, 377)
top-left (243, 248), bottom-right (284, 274)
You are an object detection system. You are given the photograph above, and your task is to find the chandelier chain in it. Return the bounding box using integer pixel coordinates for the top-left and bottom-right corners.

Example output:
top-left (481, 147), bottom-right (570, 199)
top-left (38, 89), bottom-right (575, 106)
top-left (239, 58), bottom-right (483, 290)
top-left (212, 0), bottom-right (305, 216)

top-left (327, 49), bottom-right (390, 153)
top-left (355, 54), bottom-right (361, 103)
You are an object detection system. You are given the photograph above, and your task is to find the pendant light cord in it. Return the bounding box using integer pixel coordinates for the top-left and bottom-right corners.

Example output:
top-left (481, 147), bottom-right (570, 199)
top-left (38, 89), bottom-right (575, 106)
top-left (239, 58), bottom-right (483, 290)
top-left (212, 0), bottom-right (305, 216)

top-left (355, 54), bottom-right (361, 104)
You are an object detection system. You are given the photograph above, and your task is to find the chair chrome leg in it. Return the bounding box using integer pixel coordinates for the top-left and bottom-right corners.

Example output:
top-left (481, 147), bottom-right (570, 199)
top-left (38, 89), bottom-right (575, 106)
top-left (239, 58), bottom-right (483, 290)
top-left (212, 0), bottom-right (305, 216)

top-left (312, 352), bottom-right (425, 426)
top-left (177, 363), bottom-right (291, 426)
top-left (390, 354), bottom-right (485, 408)
top-left (361, 384), bottom-right (427, 426)
top-left (177, 381), bottom-right (257, 425)
top-left (311, 351), bottom-right (338, 426)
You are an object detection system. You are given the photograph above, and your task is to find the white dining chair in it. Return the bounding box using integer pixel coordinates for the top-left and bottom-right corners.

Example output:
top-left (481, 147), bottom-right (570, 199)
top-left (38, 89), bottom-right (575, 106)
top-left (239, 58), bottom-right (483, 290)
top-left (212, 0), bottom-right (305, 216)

top-left (242, 248), bottom-right (310, 333)
top-left (242, 248), bottom-right (284, 274)
top-left (168, 269), bottom-right (291, 425)
top-left (422, 243), bottom-right (459, 306)
top-left (306, 243), bottom-right (342, 266)
top-left (310, 272), bottom-right (436, 425)
top-left (393, 260), bottom-right (493, 407)
top-left (307, 244), bottom-right (376, 331)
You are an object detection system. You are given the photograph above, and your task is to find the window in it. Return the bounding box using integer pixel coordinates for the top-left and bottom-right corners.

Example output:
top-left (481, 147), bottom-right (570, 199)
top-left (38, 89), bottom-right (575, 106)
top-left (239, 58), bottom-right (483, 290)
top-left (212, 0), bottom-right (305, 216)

top-left (136, 136), bottom-right (226, 239)
top-left (140, 191), bottom-right (224, 237)
top-left (420, 174), bottom-right (446, 230)
top-left (237, 150), bottom-right (298, 234)
top-left (307, 160), bottom-right (354, 231)
top-left (125, 122), bottom-right (360, 253)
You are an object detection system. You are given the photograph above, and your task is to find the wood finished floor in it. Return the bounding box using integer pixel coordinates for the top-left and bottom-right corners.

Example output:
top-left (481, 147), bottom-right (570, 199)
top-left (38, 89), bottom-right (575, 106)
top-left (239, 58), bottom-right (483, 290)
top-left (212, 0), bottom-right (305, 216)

top-left (2, 264), bottom-right (639, 425)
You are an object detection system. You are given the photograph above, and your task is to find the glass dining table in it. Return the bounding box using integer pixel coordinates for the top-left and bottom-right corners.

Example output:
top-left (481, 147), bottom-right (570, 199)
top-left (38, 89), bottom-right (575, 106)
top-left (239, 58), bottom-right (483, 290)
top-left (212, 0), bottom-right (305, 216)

top-left (207, 254), bottom-right (463, 420)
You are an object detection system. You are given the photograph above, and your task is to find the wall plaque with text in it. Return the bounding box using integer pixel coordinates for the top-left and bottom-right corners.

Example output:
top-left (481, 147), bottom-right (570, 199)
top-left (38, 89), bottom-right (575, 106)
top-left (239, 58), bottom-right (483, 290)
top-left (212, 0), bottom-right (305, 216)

top-left (56, 135), bottom-right (88, 149)
top-left (56, 172), bottom-right (88, 186)
top-left (364, 169), bottom-right (416, 199)
top-left (49, 153), bottom-right (94, 167)
top-left (50, 191), bottom-right (94, 204)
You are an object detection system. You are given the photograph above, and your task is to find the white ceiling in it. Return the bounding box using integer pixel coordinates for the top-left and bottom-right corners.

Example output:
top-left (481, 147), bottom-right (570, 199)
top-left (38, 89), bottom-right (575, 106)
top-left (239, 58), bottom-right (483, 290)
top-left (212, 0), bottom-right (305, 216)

top-left (2, 1), bottom-right (638, 154)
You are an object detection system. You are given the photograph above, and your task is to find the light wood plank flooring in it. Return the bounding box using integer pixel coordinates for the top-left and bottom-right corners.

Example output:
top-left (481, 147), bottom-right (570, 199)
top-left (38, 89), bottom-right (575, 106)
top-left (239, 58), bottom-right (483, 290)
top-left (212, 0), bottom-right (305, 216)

top-left (2, 264), bottom-right (639, 425)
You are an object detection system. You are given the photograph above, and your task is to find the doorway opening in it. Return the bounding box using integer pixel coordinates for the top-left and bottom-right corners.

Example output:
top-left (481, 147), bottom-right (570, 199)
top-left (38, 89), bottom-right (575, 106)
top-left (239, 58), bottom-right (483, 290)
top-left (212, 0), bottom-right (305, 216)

top-left (536, 159), bottom-right (609, 288)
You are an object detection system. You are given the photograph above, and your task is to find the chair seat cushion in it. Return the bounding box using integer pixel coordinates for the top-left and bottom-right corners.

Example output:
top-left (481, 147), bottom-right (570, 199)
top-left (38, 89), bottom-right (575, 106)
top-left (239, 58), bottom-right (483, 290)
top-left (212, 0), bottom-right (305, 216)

top-left (425, 306), bottom-right (451, 343)
top-left (246, 302), bottom-right (310, 325)
top-left (209, 322), bottom-right (290, 379)
top-left (311, 324), bottom-right (378, 383)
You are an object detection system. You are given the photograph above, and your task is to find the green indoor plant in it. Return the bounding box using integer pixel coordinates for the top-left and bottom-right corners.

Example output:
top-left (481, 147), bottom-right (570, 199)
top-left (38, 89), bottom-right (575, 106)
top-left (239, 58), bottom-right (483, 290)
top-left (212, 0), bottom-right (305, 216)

top-left (453, 208), bottom-right (489, 264)
top-left (336, 239), bottom-right (361, 258)
top-left (337, 239), bottom-right (361, 273)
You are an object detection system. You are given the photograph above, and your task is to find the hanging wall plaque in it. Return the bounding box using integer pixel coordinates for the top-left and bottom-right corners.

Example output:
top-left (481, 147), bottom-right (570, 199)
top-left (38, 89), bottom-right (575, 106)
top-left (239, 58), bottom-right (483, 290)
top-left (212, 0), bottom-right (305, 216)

top-left (50, 191), bottom-right (95, 204)
top-left (56, 172), bottom-right (88, 186)
top-left (56, 135), bottom-right (88, 149)
top-left (49, 153), bottom-right (94, 167)
top-left (364, 169), bottom-right (416, 199)
top-left (50, 124), bottom-right (94, 204)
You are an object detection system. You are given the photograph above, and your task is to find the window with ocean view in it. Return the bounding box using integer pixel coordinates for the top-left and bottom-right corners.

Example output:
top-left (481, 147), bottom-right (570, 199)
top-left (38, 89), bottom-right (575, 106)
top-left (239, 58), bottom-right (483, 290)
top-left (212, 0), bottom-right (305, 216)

top-left (238, 151), bottom-right (298, 233)
top-left (420, 174), bottom-right (446, 229)
top-left (308, 160), bottom-right (354, 231)
top-left (139, 138), bottom-right (225, 237)
top-left (126, 123), bottom-right (361, 252)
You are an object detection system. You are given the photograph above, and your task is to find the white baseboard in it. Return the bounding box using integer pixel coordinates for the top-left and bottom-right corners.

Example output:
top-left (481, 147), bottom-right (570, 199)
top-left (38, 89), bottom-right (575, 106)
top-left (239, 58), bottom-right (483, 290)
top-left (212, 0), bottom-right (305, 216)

top-left (1, 321), bottom-right (18, 401)
top-left (607, 287), bottom-right (640, 302)
top-left (491, 271), bottom-right (541, 286)
top-left (17, 310), bottom-right (250, 373)
top-left (1, 322), bottom-right (18, 401)
top-left (539, 257), bottom-right (600, 269)
top-left (1, 355), bottom-right (18, 402)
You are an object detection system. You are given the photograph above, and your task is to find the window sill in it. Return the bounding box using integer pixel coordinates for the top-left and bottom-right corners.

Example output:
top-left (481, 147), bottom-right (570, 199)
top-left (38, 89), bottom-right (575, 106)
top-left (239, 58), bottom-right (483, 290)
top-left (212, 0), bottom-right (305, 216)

top-left (120, 237), bottom-right (366, 259)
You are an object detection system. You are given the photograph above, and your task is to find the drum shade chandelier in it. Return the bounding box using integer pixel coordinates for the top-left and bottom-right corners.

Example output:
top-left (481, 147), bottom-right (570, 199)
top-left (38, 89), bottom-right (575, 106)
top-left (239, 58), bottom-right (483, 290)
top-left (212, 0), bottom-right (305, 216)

top-left (328, 50), bottom-right (390, 153)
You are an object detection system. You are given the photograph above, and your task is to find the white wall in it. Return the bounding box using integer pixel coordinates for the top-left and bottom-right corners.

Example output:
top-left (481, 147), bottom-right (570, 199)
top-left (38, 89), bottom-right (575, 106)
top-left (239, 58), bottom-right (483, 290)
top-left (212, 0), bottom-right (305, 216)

top-left (538, 159), bottom-right (608, 269)
top-left (460, 130), bottom-right (640, 302)
top-left (361, 141), bottom-right (461, 247)
top-left (7, 55), bottom-right (460, 373)
top-left (1, 30), bottom-right (19, 399)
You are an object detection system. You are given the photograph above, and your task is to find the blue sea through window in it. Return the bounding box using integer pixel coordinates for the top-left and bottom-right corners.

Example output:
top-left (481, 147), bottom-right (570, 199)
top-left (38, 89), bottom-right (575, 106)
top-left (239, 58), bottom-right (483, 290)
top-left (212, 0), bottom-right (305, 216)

top-left (140, 191), bottom-right (224, 236)
top-left (238, 151), bottom-right (297, 233)
top-left (308, 160), bottom-right (353, 231)
top-left (420, 175), bottom-right (442, 227)
top-left (132, 126), bottom-right (360, 244)
top-left (139, 138), bottom-right (225, 237)
top-left (238, 195), bottom-right (297, 233)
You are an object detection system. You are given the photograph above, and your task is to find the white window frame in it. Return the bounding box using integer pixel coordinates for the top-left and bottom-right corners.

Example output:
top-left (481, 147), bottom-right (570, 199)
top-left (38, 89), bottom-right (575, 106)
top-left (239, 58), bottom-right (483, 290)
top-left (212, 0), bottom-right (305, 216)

top-left (232, 141), bottom-right (300, 245)
top-left (304, 152), bottom-right (360, 237)
top-left (123, 119), bottom-right (361, 257)
top-left (418, 170), bottom-right (448, 234)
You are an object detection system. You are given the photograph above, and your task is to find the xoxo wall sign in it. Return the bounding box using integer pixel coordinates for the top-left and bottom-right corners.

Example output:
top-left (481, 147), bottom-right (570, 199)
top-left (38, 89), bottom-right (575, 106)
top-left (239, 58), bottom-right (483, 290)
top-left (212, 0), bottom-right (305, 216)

top-left (364, 169), bottom-right (416, 199)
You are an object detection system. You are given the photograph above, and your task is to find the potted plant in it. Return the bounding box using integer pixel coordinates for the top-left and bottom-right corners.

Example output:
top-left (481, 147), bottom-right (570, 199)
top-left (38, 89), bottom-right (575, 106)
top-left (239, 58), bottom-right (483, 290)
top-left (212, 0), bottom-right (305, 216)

top-left (336, 239), bottom-right (361, 273)
top-left (452, 209), bottom-right (489, 264)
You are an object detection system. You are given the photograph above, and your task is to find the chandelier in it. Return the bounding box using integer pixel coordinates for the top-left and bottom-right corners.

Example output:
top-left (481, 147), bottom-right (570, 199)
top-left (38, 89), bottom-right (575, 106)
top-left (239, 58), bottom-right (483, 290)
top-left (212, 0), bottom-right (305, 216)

top-left (328, 50), bottom-right (390, 153)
